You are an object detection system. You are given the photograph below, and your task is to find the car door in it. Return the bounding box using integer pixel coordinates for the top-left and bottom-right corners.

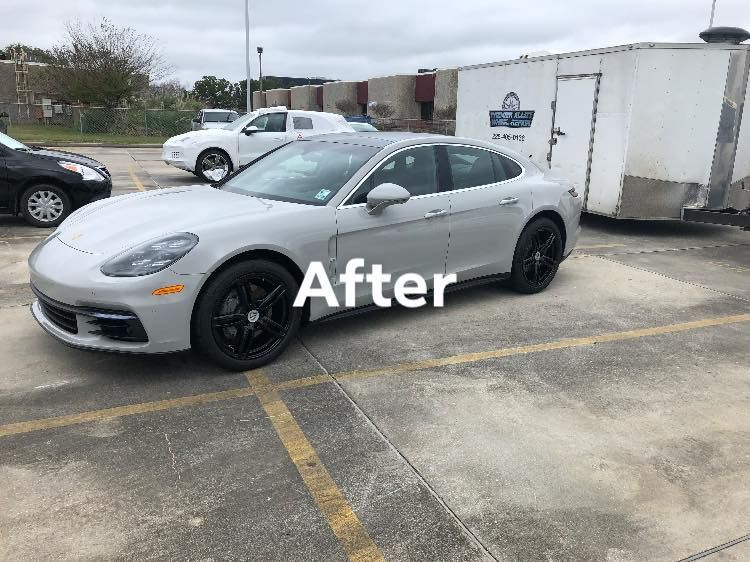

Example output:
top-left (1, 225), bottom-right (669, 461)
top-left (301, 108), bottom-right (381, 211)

top-left (237, 112), bottom-right (288, 165)
top-left (335, 145), bottom-right (450, 308)
top-left (289, 114), bottom-right (319, 140)
top-left (443, 144), bottom-right (529, 280)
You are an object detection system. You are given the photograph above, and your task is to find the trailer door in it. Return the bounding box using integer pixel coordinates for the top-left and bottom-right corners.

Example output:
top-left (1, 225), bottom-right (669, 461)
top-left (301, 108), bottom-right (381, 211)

top-left (550, 75), bottom-right (600, 206)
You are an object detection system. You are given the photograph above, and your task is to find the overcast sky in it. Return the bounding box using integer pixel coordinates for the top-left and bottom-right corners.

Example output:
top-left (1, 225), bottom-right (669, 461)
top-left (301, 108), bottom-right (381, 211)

top-left (5, 0), bottom-right (750, 86)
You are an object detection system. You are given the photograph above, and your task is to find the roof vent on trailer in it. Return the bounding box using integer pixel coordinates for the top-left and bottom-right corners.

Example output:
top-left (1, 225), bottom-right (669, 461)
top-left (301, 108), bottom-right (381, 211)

top-left (699, 26), bottom-right (750, 44)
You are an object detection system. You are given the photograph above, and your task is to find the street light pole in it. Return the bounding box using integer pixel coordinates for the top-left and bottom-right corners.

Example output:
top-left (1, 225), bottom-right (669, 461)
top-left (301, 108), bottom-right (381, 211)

top-left (257, 46), bottom-right (264, 94)
top-left (244, 0), bottom-right (252, 111)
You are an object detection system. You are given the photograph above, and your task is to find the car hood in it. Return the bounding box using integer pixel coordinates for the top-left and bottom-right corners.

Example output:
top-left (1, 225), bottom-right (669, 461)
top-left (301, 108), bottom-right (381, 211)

top-left (166, 129), bottom-right (235, 145)
top-left (26, 148), bottom-right (104, 169)
top-left (56, 186), bottom-right (302, 256)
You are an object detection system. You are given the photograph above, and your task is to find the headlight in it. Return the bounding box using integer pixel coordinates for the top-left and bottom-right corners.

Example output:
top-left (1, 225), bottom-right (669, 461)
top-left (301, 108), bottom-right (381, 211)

top-left (100, 233), bottom-right (198, 277)
top-left (58, 161), bottom-right (105, 181)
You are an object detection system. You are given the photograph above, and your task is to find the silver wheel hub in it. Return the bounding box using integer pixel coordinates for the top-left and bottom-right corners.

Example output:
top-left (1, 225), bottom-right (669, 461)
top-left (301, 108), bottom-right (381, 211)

top-left (247, 310), bottom-right (260, 323)
top-left (28, 190), bottom-right (64, 222)
top-left (202, 153), bottom-right (229, 181)
top-left (534, 251), bottom-right (541, 261)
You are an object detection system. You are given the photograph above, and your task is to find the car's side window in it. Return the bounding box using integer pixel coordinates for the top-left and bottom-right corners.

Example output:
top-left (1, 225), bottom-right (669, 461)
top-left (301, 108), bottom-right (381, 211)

top-left (348, 146), bottom-right (438, 205)
top-left (293, 116), bottom-right (314, 130)
top-left (249, 112), bottom-right (287, 133)
top-left (492, 152), bottom-right (523, 182)
top-left (445, 145), bottom-right (497, 190)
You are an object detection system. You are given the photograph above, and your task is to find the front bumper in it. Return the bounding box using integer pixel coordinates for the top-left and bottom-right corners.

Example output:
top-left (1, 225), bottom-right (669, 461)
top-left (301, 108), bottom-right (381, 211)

top-left (162, 144), bottom-right (195, 172)
top-left (29, 237), bottom-right (202, 354)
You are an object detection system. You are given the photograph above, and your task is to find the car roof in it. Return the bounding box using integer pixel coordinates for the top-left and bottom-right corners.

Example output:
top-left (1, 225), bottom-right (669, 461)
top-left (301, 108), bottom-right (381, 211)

top-left (312, 131), bottom-right (450, 148)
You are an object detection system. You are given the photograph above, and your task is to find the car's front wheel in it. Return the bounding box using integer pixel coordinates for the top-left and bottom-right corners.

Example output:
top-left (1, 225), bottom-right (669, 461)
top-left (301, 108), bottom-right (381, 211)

top-left (196, 149), bottom-right (232, 183)
top-left (20, 184), bottom-right (72, 228)
top-left (508, 217), bottom-right (563, 294)
top-left (193, 260), bottom-right (302, 371)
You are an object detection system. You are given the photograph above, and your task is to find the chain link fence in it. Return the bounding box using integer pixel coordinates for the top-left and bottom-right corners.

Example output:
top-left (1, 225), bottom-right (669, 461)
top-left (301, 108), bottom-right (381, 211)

top-left (0, 102), bottom-right (196, 140)
top-left (372, 118), bottom-right (456, 136)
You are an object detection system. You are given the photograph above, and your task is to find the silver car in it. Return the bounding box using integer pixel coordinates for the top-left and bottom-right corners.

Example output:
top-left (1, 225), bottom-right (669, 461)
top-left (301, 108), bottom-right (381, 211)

top-left (29, 133), bottom-right (581, 370)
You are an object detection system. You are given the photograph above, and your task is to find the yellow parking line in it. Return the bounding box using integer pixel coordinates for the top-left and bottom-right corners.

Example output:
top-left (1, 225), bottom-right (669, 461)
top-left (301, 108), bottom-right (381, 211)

top-left (247, 370), bottom-right (385, 562)
top-left (128, 166), bottom-right (145, 191)
top-left (332, 313), bottom-right (750, 383)
top-left (0, 313), bottom-right (749, 439)
top-left (575, 243), bottom-right (627, 250)
top-left (0, 387), bottom-right (255, 438)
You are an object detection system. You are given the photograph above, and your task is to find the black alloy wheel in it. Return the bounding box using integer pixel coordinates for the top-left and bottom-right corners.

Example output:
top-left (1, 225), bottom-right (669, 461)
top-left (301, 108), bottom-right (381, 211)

top-left (194, 260), bottom-right (301, 370)
top-left (509, 217), bottom-right (563, 294)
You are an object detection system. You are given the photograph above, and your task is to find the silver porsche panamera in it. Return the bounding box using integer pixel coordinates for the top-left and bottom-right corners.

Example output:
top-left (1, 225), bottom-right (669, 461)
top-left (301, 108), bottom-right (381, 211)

top-left (29, 132), bottom-right (582, 370)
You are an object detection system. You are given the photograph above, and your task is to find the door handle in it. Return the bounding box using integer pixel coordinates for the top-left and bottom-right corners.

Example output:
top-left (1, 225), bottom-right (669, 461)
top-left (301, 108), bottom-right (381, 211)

top-left (498, 197), bottom-right (519, 206)
top-left (424, 209), bottom-right (448, 219)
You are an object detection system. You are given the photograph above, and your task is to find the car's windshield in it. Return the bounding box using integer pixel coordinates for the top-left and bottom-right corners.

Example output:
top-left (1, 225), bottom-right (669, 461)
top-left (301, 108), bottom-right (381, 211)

top-left (221, 140), bottom-right (379, 205)
top-left (0, 131), bottom-right (29, 151)
top-left (223, 112), bottom-right (257, 131)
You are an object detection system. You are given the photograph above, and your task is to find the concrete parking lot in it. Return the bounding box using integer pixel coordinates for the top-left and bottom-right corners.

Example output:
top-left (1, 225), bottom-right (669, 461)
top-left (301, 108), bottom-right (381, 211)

top-left (1, 147), bottom-right (749, 561)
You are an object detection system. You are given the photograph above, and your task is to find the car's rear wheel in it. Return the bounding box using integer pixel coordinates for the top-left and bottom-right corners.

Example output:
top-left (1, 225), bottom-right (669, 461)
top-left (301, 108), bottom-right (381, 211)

top-left (20, 184), bottom-right (71, 228)
top-left (193, 260), bottom-right (302, 371)
top-left (508, 217), bottom-right (563, 294)
top-left (196, 149), bottom-right (232, 183)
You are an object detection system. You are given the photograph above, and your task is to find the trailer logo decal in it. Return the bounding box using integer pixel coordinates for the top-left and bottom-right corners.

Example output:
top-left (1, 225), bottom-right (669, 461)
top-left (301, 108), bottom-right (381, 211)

top-left (490, 92), bottom-right (534, 128)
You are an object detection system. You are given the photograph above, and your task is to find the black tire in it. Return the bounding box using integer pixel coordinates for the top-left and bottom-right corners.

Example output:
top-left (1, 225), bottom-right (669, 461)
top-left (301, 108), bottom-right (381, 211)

top-left (196, 149), bottom-right (232, 183)
top-left (508, 217), bottom-right (563, 294)
top-left (193, 260), bottom-right (302, 371)
top-left (20, 184), bottom-right (72, 228)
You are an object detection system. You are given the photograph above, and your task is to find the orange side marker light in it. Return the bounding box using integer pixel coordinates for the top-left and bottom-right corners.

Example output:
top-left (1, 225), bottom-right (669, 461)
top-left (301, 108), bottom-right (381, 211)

top-left (152, 284), bottom-right (185, 296)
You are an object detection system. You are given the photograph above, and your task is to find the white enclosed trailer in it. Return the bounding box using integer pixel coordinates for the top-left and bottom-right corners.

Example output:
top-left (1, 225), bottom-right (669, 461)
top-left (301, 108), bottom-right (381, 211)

top-left (456, 42), bottom-right (750, 225)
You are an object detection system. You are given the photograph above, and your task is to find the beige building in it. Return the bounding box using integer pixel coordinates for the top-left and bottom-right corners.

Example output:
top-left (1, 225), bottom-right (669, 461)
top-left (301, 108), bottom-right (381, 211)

top-left (367, 74), bottom-right (420, 120)
top-left (434, 68), bottom-right (458, 119)
top-left (252, 90), bottom-right (266, 110)
top-left (322, 81), bottom-right (359, 114)
top-left (290, 85), bottom-right (322, 111)
top-left (265, 88), bottom-right (291, 108)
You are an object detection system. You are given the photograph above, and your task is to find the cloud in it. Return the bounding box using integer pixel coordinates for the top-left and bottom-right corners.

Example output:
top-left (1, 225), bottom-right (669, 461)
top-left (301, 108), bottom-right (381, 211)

top-left (3, 0), bottom-right (749, 86)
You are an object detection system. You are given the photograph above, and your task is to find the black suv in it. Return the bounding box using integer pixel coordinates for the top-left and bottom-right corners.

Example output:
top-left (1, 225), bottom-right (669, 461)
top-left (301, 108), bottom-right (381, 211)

top-left (0, 132), bottom-right (112, 227)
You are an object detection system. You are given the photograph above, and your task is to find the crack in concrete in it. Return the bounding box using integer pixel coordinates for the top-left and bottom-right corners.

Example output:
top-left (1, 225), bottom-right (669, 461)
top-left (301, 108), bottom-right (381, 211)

top-left (163, 432), bottom-right (181, 482)
top-left (296, 336), bottom-right (499, 562)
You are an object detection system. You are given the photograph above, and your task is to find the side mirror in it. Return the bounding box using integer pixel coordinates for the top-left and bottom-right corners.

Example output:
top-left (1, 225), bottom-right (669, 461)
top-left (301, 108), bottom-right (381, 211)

top-left (243, 125), bottom-right (260, 136)
top-left (366, 183), bottom-right (410, 215)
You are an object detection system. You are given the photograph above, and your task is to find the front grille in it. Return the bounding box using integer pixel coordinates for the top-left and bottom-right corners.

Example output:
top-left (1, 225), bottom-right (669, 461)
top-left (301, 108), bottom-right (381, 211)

top-left (33, 286), bottom-right (148, 343)
top-left (39, 299), bottom-right (78, 334)
top-left (86, 313), bottom-right (148, 342)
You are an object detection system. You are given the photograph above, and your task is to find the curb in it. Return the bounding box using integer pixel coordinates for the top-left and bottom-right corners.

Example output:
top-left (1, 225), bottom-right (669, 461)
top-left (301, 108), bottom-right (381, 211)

top-left (20, 142), bottom-right (163, 148)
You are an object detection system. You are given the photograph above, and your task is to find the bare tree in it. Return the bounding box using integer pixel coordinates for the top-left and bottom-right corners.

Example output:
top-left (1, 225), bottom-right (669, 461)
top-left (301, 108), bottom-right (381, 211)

top-left (44, 18), bottom-right (170, 107)
top-left (369, 102), bottom-right (394, 118)
top-left (334, 99), bottom-right (360, 115)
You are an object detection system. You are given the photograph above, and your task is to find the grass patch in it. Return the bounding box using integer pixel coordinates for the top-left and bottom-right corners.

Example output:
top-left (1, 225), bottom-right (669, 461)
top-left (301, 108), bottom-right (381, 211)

top-left (8, 124), bottom-right (167, 145)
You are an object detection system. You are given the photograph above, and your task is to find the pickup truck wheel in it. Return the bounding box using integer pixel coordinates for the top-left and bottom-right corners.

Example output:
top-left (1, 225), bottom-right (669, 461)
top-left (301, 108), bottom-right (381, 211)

top-left (193, 260), bottom-right (302, 371)
top-left (196, 149), bottom-right (232, 183)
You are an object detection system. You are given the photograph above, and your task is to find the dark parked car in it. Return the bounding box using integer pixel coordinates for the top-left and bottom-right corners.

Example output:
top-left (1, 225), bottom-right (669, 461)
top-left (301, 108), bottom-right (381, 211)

top-left (0, 132), bottom-right (112, 227)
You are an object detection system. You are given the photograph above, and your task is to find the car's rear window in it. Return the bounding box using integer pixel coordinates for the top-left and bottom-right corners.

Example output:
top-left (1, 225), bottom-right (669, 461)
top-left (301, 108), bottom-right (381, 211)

top-left (221, 141), bottom-right (378, 206)
top-left (205, 111), bottom-right (239, 122)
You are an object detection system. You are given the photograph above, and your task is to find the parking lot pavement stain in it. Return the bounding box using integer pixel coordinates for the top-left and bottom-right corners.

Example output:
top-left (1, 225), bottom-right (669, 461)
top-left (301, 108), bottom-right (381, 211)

top-left (2, 312), bottom-right (748, 439)
top-left (247, 370), bottom-right (386, 562)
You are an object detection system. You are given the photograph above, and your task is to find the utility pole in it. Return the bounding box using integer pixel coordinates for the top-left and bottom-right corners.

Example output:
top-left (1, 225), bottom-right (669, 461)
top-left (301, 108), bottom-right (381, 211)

top-left (244, 0), bottom-right (252, 111)
top-left (709, 0), bottom-right (717, 27)
top-left (257, 46), bottom-right (264, 94)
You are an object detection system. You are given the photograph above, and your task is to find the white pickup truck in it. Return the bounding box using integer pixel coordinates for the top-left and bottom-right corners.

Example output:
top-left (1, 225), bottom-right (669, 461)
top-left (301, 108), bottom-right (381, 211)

top-left (163, 108), bottom-right (355, 182)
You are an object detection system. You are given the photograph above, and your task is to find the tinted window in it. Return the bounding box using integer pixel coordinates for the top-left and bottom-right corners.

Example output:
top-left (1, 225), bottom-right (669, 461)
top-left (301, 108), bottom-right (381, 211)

top-left (492, 152), bottom-right (523, 181)
top-left (204, 111), bottom-right (238, 123)
top-left (446, 146), bottom-right (496, 190)
top-left (293, 116), bottom-right (314, 130)
top-left (221, 141), bottom-right (377, 206)
top-left (249, 112), bottom-right (287, 132)
top-left (349, 146), bottom-right (437, 204)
